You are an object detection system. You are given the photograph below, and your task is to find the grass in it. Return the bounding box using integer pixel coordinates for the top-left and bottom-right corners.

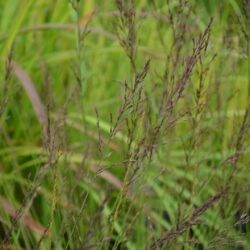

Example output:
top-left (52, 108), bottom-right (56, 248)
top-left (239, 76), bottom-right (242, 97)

top-left (0, 0), bottom-right (249, 249)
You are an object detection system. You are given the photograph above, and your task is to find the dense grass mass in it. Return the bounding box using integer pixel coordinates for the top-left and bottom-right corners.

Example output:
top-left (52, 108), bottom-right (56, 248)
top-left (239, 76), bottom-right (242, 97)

top-left (0, 0), bottom-right (249, 249)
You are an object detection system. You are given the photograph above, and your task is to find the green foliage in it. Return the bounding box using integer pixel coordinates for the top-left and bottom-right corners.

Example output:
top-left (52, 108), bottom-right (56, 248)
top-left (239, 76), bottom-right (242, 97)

top-left (0, 0), bottom-right (249, 249)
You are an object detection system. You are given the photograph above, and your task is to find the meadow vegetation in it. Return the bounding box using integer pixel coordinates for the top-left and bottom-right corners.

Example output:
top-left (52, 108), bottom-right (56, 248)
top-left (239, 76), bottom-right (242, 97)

top-left (0, 0), bottom-right (249, 249)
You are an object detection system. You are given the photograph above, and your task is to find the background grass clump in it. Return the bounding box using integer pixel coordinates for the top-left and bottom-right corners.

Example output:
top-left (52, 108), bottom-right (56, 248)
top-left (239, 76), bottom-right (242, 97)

top-left (0, 0), bottom-right (249, 249)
